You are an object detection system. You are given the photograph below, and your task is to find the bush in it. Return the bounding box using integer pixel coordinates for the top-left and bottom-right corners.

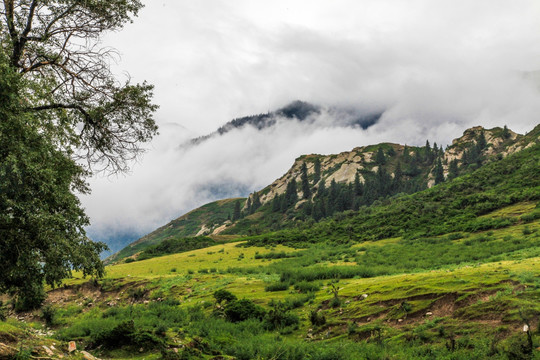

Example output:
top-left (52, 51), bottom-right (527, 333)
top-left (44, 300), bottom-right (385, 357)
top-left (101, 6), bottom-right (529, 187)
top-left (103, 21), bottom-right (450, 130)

top-left (263, 301), bottom-right (299, 331)
top-left (294, 281), bottom-right (321, 293)
top-left (224, 299), bottom-right (266, 323)
top-left (309, 310), bottom-right (326, 326)
top-left (41, 305), bottom-right (56, 327)
top-left (213, 289), bottom-right (237, 305)
top-left (264, 282), bottom-right (290, 292)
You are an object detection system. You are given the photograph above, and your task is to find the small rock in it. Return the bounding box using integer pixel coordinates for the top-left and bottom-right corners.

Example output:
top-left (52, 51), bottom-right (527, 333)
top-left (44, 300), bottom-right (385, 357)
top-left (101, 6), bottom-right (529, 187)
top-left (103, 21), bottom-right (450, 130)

top-left (398, 319), bottom-right (403, 323)
top-left (68, 341), bottom-right (77, 352)
top-left (361, 294), bottom-right (368, 299)
top-left (345, 300), bottom-right (351, 304)
top-left (139, 347), bottom-right (144, 352)
top-left (523, 324), bottom-right (529, 332)
top-left (80, 350), bottom-right (98, 360)
top-left (426, 312), bottom-right (433, 316)
top-left (173, 348), bottom-right (179, 353)
top-left (143, 300), bottom-right (149, 304)
top-left (42, 345), bottom-right (54, 356)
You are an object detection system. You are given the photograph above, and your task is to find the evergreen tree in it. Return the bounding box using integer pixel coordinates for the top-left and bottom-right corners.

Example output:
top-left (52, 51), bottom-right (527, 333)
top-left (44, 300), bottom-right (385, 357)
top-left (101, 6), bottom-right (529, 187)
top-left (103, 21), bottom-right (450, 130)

top-left (434, 158), bottom-right (445, 185)
top-left (233, 200), bottom-right (241, 221)
top-left (313, 158), bottom-right (321, 184)
top-left (252, 193), bottom-right (262, 212)
top-left (502, 125), bottom-right (511, 139)
top-left (448, 159), bottom-right (459, 180)
top-left (393, 161), bottom-right (403, 192)
top-left (246, 197), bottom-right (252, 214)
top-left (317, 180), bottom-right (327, 198)
top-left (476, 131), bottom-right (487, 152)
top-left (376, 147), bottom-right (386, 165)
top-left (285, 180), bottom-right (298, 207)
top-left (402, 145), bottom-right (410, 163)
top-left (354, 173), bottom-right (363, 196)
top-left (272, 195), bottom-right (281, 212)
top-left (301, 163), bottom-right (311, 199)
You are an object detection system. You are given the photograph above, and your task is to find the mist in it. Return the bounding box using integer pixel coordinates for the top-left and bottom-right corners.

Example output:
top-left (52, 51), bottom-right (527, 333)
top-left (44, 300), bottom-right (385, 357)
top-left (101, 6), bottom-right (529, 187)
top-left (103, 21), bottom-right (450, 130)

top-left (83, 0), bottom-right (540, 252)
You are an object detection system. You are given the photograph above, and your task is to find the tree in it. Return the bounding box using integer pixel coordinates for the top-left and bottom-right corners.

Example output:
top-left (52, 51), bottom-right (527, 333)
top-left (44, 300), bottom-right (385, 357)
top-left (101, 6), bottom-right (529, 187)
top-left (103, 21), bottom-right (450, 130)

top-left (375, 147), bottom-right (386, 165)
top-left (434, 158), bottom-right (445, 185)
top-left (502, 125), bottom-right (511, 139)
top-left (232, 200), bottom-right (241, 221)
top-left (301, 162), bottom-right (311, 199)
top-left (0, 1), bottom-right (158, 308)
top-left (313, 158), bottom-right (321, 184)
top-left (0, 53), bottom-right (106, 309)
top-left (448, 159), bottom-right (459, 180)
top-left (1, 0), bottom-right (158, 173)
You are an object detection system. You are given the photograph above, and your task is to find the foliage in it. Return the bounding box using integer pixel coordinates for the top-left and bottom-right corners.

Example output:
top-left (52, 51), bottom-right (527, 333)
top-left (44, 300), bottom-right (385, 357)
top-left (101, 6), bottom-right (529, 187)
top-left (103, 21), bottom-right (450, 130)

top-left (224, 299), bottom-right (266, 323)
top-left (0, 0), bottom-right (158, 173)
top-left (137, 236), bottom-right (219, 261)
top-left (0, 51), bottom-right (107, 309)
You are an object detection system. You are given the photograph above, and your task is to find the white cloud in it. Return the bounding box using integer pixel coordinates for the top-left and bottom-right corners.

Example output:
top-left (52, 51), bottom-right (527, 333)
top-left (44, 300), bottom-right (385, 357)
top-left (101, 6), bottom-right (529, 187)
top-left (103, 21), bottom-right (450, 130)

top-left (84, 0), bottom-right (540, 247)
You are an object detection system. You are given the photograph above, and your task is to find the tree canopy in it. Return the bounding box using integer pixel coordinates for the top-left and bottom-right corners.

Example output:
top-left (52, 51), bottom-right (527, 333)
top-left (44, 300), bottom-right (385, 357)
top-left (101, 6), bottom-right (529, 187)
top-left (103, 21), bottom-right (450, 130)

top-left (0, 0), bottom-right (158, 309)
top-left (1, 0), bottom-right (158, 173)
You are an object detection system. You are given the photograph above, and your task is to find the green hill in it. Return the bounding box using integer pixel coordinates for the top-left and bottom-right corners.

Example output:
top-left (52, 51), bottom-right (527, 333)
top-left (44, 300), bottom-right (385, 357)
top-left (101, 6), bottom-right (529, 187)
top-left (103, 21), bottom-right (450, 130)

top-left (1, 125), bottom-right (539, 360)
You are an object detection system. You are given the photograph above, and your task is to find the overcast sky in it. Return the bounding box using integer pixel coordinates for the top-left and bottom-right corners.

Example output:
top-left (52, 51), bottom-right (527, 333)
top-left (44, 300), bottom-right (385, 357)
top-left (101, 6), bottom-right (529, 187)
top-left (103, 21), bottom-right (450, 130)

top-left (82, 0), bottom-right (540, 252)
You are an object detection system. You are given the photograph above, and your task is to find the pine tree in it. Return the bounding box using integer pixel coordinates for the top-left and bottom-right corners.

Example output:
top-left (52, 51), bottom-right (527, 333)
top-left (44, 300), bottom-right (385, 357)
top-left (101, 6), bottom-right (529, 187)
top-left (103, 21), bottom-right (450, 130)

top-left (476, 131), bottom-right (487, 152)
top-left (376, 147), bottom-right (386, 165)
top-left (317, 180), bottom-right (327, 198)
top-left (402, 145), bottom-right (410, 163)
top-left (285, 180), bottom-right (298, 207)
top-left (301, 162), bottom-right (311, 199)
top-left (502, 125), bottom-right (511, 139)
top-left (354, 172), bottom-right (363, 196)
top-left (434, 158), bottom-right (445, 185)
top-left (313, 158), bottom-right (321, 184)
top-left (448, 159), bottom-right (459, 180)
top-left (233, 200), bottom-right (241, 221)
top-left (393, 161), bottom-right (403, 192)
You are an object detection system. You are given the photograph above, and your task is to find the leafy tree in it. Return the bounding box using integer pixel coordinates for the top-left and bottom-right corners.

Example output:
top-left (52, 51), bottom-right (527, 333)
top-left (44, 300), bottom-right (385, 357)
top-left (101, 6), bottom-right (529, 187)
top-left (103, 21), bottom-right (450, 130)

top-left (0, 52), bottom-right (107, 309)
top-left (1, 0), bottom-right (158, 173)
top-left (301, 162), bottom-right (311, 199)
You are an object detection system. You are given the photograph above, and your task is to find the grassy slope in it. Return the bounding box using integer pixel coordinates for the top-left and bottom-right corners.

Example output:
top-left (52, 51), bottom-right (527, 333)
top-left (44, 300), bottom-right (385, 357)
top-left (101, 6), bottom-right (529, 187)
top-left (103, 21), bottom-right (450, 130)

top-left (2, 140), bottom-right (539, 359)
top-left (2, 200), bottom-right (537, 359)
top-left (108, 198), bottom-right (244, 262)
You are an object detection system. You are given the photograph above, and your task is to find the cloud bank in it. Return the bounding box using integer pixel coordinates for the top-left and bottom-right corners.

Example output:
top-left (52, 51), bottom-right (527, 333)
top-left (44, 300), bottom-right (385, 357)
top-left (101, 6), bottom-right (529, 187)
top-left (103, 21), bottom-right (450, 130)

top-left (83, 0), bottom-right (540, 252)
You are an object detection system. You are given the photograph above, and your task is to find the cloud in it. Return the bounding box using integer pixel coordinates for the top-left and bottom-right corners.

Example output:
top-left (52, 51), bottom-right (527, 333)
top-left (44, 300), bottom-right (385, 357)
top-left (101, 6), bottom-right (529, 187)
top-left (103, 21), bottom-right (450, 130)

top-left (85, 0), bottom-right (540, 250)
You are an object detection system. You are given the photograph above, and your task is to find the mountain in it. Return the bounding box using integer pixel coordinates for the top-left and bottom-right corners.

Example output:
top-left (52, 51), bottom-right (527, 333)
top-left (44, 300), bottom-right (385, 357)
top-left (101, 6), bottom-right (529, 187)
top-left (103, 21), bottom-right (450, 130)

top-left (184, 100), bottom-right (383, 147)
top-left (106, 198), bottom-right (243, 263)
top-left (110, 124), bottom-right (540, 262)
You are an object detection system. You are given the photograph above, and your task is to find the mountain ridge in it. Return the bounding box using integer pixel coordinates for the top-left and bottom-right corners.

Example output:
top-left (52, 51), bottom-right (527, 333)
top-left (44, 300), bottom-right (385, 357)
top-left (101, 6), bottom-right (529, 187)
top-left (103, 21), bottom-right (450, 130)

top-left (109, 123), bottom-right (540, 262)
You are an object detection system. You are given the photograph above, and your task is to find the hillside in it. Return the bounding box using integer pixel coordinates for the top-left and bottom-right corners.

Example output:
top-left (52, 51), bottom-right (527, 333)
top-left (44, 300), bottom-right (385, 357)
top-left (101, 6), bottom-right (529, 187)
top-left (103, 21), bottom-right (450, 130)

top-left (112, 124), bottom-right (539, 262)
top-left (1, 138), bottom-right (539, 359)
top-left (107, 198), bottom-right (243, 263)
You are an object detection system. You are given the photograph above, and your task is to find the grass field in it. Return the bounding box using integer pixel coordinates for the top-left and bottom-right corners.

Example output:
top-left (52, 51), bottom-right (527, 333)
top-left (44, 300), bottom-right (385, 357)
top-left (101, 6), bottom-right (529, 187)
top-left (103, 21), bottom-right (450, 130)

top-left (1, 202), bottom-right (539, 359)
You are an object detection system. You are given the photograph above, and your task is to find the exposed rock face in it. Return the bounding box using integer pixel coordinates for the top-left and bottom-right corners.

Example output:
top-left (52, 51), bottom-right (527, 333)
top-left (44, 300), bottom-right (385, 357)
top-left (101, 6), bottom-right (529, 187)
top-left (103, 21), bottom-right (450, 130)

top-left (258, 145), bottom-right (401, 205)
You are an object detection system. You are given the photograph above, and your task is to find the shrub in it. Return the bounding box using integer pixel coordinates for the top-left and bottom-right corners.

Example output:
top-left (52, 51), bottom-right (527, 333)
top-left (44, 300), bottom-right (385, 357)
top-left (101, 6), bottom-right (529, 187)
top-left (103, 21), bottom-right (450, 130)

top-left (263, 301), bottom-right (299, 331)
top-left (213, 289), bottom-right (237, 305)
top-left (294, 281), bottom-right (321, 293)
top-left (309, 310), bottom-right (326, 326)
top-left (41, 305), bottom-right (56, 327)
top-left (224, 299), bottom-right (266, 323)
top-left (264, 282), bottom-right (290, 292)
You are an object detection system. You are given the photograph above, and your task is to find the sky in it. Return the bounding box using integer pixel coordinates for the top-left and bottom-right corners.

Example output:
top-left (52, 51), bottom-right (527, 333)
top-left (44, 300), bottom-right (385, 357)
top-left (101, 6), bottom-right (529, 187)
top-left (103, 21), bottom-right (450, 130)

top-left (81, 0), bottom-right (540, 253)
